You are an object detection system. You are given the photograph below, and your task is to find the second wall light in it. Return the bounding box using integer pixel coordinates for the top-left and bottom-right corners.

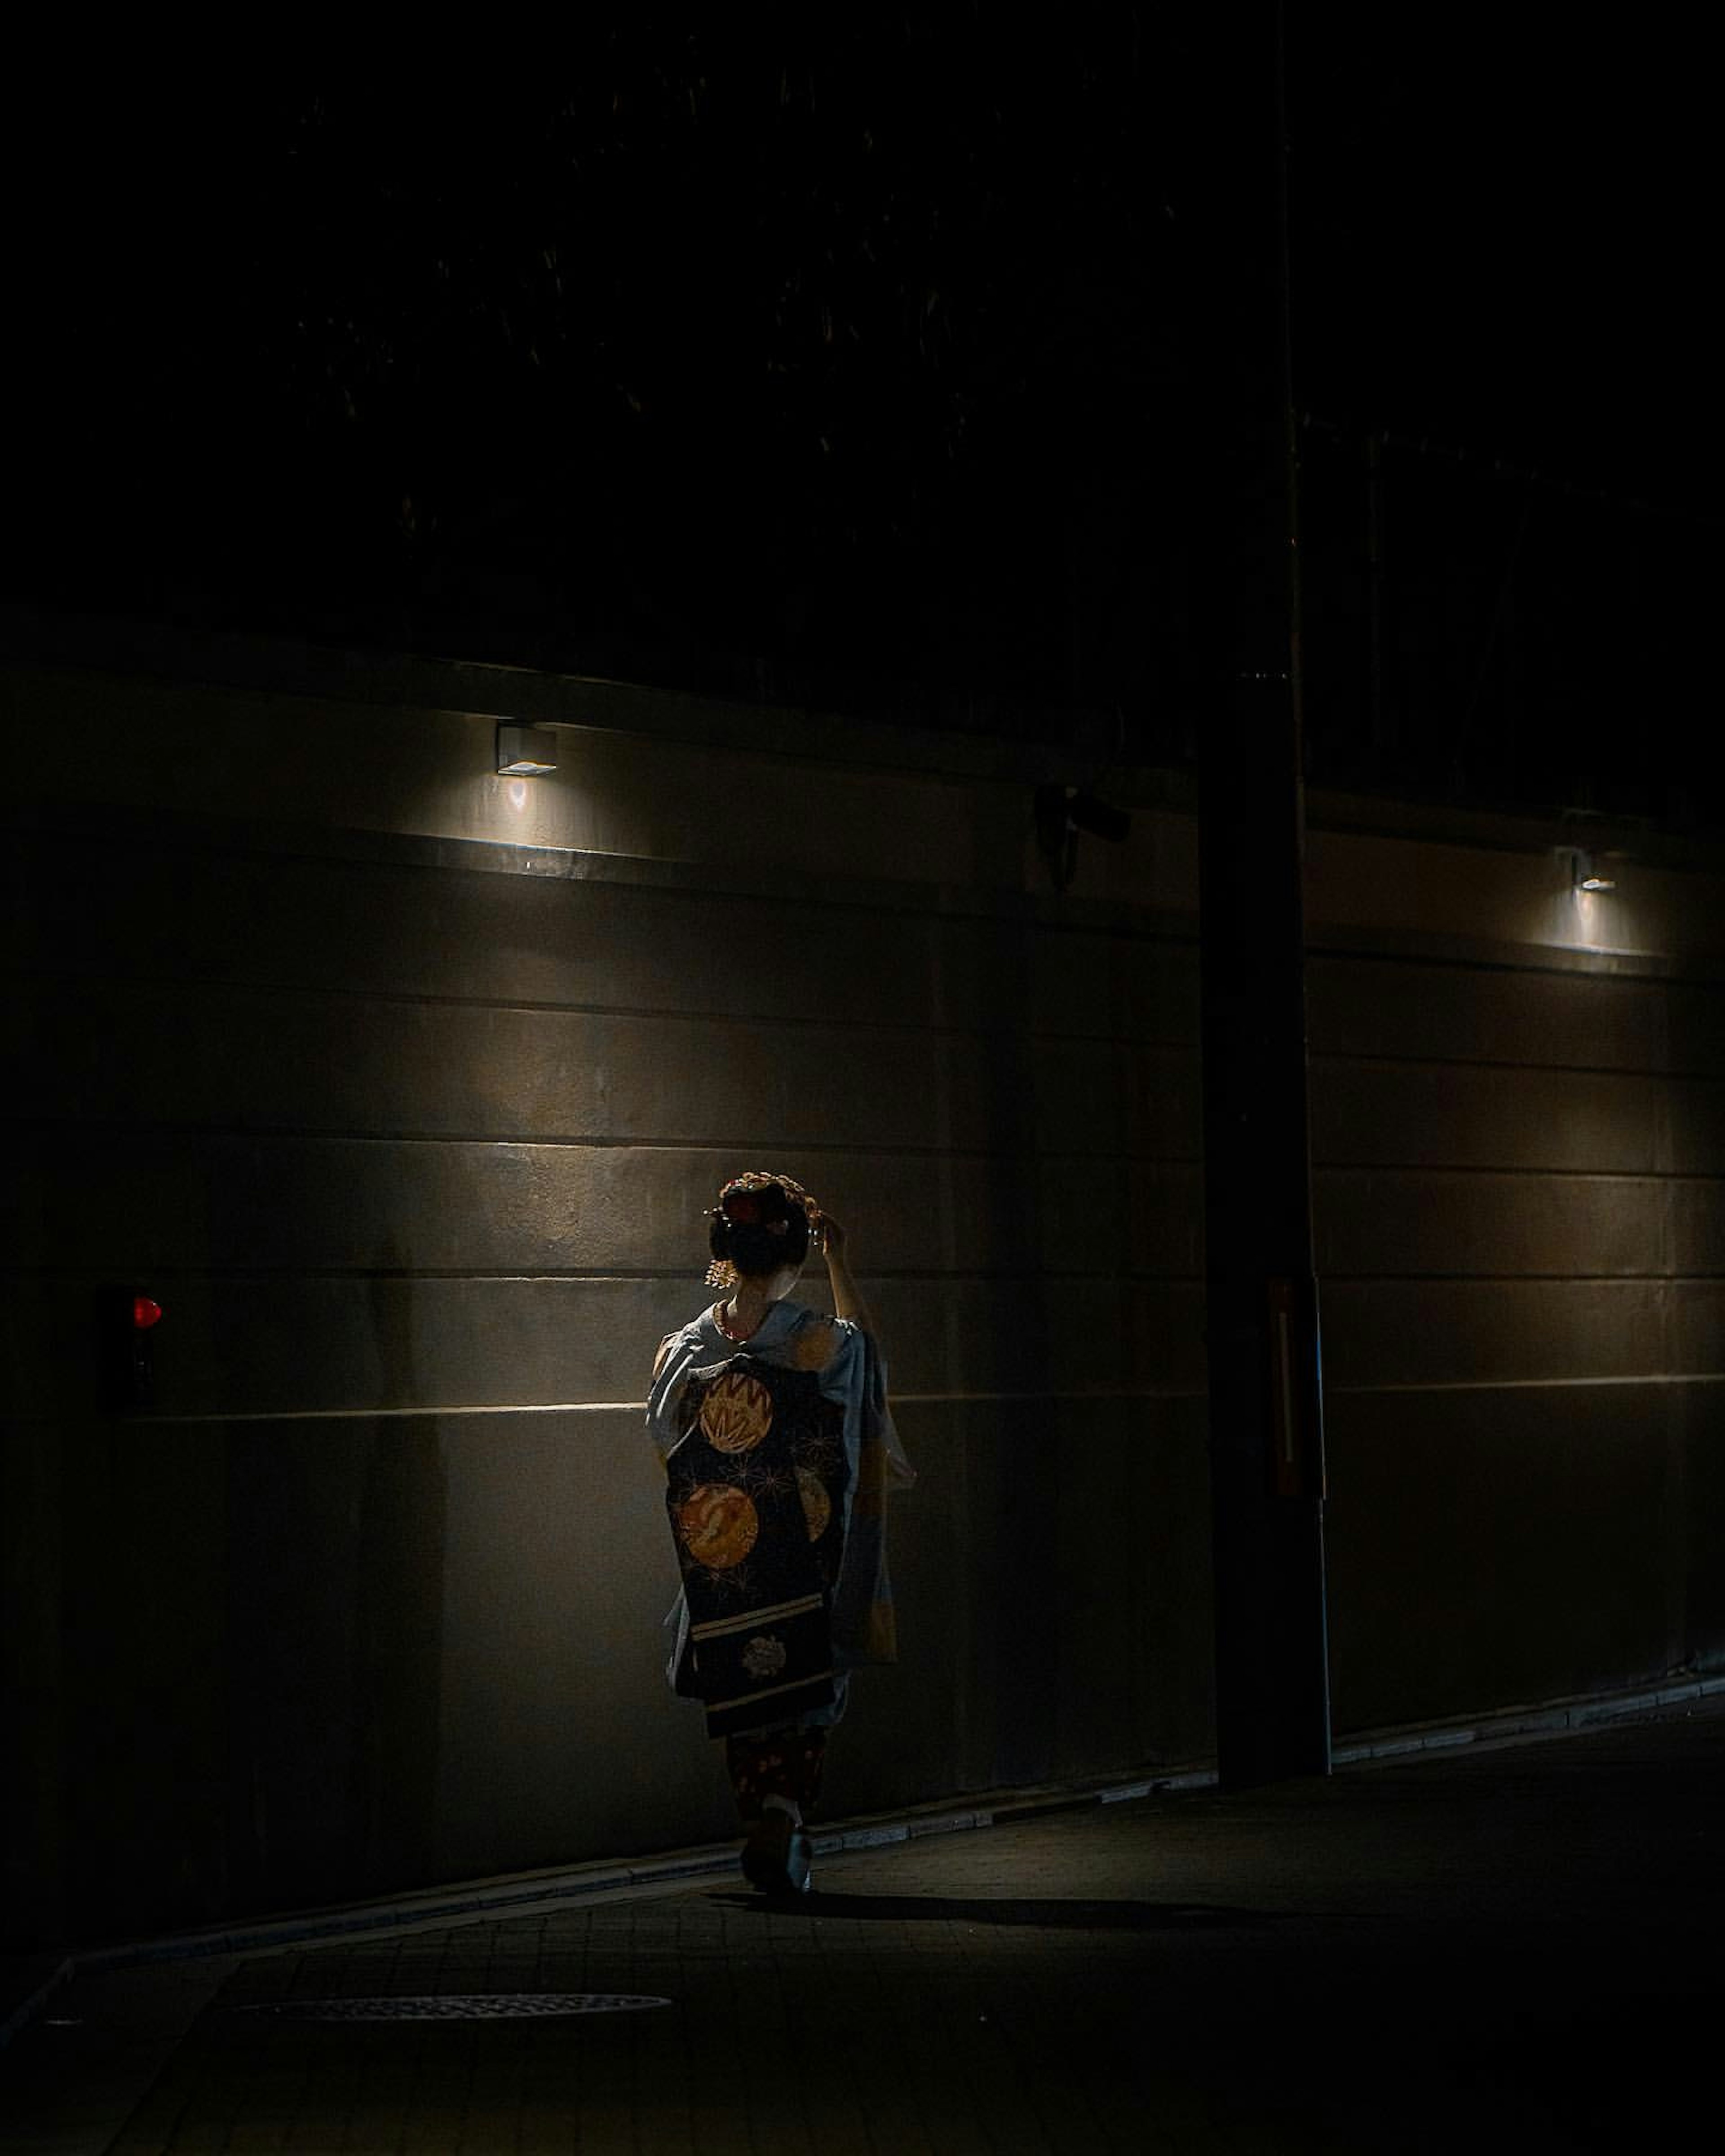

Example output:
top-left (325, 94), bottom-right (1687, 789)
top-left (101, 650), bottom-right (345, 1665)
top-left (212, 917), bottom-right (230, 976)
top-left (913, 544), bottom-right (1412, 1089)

top-left (496, 723), bottom-right (558, 776)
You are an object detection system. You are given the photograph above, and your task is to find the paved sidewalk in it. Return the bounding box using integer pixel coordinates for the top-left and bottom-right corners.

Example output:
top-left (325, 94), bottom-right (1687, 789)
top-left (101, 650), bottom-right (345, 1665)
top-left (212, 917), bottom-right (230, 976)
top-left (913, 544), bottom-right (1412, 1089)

top-left (4, 1697), bottom-right (1721, 2153)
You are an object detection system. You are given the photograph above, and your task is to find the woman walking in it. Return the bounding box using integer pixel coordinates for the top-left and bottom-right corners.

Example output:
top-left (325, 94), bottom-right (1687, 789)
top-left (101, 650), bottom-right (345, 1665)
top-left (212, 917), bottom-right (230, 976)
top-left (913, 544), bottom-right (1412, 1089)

top-left (646, 1171), bottom-right (913, 1895)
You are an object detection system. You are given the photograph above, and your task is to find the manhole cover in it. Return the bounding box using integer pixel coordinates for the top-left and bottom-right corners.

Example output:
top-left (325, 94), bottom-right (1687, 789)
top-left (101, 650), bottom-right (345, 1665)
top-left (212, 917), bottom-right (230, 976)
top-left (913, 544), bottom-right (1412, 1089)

top-left (235, 1993), bottom-right (672, 2022)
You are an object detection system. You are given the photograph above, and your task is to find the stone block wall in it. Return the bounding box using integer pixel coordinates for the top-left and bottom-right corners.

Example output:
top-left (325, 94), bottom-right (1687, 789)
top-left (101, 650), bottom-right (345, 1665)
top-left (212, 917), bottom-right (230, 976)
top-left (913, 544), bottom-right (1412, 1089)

top-left (3, 631), bottom-right (1721, 1942)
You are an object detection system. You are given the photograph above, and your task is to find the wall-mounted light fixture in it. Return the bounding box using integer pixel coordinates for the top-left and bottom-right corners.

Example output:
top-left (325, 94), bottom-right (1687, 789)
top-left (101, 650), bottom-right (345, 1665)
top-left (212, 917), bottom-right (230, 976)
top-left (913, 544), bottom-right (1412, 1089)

top-left (496, 723), bottom-right (558, 776)
top-left (1569, 848), bottom-right (1616, 893)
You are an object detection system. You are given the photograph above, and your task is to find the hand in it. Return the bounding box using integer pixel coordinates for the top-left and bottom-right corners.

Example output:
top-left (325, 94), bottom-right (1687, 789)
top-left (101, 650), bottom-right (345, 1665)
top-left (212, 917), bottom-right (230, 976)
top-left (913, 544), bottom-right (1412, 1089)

top-left (818, 1213), bottom-right (848, 1259)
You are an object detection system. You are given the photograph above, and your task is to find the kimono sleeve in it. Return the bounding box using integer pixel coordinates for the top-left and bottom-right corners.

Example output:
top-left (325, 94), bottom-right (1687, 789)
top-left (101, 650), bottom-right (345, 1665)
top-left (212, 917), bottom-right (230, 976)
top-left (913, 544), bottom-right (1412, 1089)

top-left (645, 1326), bottom-right (701, 1462)
top-left (817, 1317), bottom-right (916, 1491)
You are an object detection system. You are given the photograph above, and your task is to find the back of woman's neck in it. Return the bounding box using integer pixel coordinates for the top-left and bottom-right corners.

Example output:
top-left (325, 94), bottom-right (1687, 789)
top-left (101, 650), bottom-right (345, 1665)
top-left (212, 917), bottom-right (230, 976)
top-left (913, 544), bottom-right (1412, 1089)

top-left (722, 1272), bottom-right (795, 1337)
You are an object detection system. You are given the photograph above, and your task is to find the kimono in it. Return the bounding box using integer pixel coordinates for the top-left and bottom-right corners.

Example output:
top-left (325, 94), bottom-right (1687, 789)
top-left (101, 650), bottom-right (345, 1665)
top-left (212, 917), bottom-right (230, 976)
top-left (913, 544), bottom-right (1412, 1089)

top-left (646, 1301), bottom-right (913, 1736)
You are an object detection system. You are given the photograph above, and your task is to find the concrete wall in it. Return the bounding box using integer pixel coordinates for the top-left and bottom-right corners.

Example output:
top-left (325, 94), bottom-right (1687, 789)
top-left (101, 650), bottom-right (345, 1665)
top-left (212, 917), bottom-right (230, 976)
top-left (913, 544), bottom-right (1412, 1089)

top-left (1304, 820), bottom-right (1725, 1731)
top-left (4, 633), bottom-right (1722, 1944)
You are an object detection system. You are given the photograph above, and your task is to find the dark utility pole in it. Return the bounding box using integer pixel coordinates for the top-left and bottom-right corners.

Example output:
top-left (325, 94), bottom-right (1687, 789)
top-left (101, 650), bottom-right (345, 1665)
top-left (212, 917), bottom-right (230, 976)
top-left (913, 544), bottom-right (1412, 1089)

top-left (1194, 2), bottom-right (1331, 1787)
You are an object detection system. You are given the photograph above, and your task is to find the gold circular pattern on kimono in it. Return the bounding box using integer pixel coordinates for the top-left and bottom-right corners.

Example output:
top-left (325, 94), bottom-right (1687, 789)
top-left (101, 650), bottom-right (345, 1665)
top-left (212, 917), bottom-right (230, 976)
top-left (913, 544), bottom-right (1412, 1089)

top-left (699, 1370), bottom-right (774, 1454)
top-left (675, 1484), bottom-right (760, 1570)
top-left (796, 1467), bottom-right (832, 1542)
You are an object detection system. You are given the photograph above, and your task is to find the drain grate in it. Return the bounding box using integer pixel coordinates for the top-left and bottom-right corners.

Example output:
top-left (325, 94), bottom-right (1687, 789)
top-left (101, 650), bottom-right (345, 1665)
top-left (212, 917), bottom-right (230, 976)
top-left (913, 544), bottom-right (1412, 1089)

top-left (234, 1993), bottom-right (672, 2022)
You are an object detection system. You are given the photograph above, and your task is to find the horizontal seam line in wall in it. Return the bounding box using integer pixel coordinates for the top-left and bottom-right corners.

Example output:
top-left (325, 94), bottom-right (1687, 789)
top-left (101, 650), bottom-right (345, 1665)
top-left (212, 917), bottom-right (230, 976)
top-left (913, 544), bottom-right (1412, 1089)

top-left (5, 1268), bottom-right (1719, 1286)
top-left (15, 815), bottom-right (1723, 982)
top-left (1329, 1374), bottom-right (1725, 1394)
top-left (0, 1123), bottom-right (1200, 1161)
top-left (16, 970), bottom-right (1725, 1085)
top-left (11, 880), bottom-right (1721, 997)
top-left (1313, 1164), bottom-right (1725, 1182)
top-left (1307, 938), bottom-right (1725, 987)
top-left (13, 1387), bottom-right (1213, 1426)
top-left (23, 1376), bottom-right (1725, 1425)
top-left (1319, 1272), bottom-right (1725, 1285)
top-left (10, 970), bottom-right (1724, 1082)
top-left (6, 820), bottom-right (1206, 943)
top-left (0, 969), bottom-right (1205, 1049)
top-left (0, 1266), bottom-right (1210, 1285)
top-left (1312, 1049), bottom-right (1725, 1083)
top-left (11, 1127), bottom-right (1720, 1181)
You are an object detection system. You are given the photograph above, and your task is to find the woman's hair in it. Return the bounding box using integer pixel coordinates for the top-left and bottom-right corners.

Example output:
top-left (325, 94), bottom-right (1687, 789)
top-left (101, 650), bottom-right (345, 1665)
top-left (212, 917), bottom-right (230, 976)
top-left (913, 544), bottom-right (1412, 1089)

top-left (708, 1178), bottom-right (811, 1279)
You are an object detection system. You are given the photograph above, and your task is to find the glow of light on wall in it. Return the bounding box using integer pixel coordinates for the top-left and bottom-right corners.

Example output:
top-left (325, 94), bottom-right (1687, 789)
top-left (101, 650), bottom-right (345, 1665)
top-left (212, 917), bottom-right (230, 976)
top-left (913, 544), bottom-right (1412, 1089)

top-left (1570, 887), bottom-right (1603, 941)
top-left (1556, 845), bottom-right (1622, 954)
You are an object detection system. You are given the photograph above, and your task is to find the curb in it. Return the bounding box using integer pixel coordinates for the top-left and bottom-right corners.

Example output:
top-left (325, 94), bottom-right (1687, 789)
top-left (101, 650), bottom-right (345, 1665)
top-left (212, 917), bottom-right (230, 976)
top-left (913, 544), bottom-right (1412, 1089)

top-left (0, 1954), bottom-right (74, 2050)
top-left (1331, 1670), bottom-right (1725, 1765)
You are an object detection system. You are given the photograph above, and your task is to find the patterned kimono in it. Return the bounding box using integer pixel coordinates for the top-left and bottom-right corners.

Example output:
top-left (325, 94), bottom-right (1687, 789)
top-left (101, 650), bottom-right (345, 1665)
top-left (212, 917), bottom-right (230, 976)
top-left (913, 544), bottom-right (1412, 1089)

top-left (647, 1301), bottom-right (913, 1736)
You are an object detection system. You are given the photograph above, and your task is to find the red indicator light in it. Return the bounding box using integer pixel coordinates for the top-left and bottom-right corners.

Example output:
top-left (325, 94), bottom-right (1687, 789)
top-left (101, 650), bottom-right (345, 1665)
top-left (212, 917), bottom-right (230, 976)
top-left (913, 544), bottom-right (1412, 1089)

top-left (133, 1295), bottom-right (163, 1331)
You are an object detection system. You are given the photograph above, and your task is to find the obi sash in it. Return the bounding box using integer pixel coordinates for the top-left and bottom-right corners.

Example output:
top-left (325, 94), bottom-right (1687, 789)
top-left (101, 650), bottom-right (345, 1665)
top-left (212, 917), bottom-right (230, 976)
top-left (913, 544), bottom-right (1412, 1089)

top-left (664, 1351), bottom-right (852, 1737)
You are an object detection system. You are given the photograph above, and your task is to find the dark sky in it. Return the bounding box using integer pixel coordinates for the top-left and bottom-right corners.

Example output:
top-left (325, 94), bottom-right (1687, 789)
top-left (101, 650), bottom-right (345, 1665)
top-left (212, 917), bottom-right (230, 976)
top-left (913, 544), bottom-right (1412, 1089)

top-left (1293, 10), bottom-right (1718, 495)
top-left (5, 15), bottom-right (1718, 821)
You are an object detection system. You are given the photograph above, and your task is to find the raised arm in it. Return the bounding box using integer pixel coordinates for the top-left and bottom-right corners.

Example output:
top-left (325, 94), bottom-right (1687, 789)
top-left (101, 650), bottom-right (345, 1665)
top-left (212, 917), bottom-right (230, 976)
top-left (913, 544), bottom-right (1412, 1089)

top-left (819, 1215), bottom-right (875, 1337)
